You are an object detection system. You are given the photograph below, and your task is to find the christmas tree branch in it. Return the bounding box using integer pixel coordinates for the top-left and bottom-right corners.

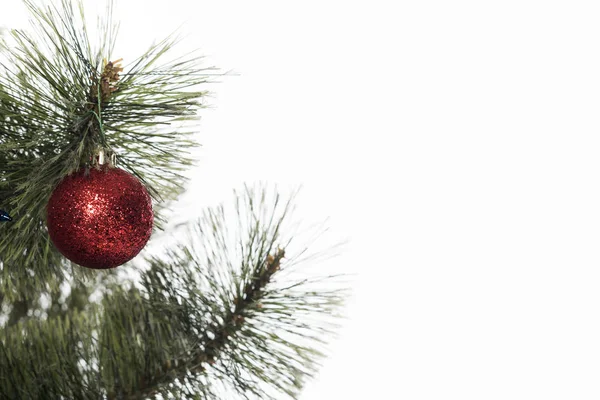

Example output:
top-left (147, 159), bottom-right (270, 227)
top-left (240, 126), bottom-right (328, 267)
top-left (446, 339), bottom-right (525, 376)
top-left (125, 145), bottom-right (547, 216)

top-left (0, 185), bottom-right (346, 400)
top-left (0, 0), bottom-right (214, 300)
top-left (96, 185), bottom-right (347, 399)
top-left (0, 305), bottom-right (105, 399)
top-left (128, 248), bottom-right (286, 400)
top-left (0, 2), bottom-right (347, 399)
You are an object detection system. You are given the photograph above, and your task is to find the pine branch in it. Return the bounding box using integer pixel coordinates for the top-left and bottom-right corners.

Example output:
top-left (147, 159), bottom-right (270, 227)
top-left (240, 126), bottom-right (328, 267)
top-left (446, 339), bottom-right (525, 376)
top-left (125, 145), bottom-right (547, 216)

top-left (0, 184), bottom-right (346, 400)
top-left (0, 0), bottom-right (215, 299)
top-left (114, 184), bottom-right (346, 400)
top-left (0, 2), bottom-right (348, 399)
top-left (127, 249), bottom-right (287, 400)
top-left (0, 305), bottom-right (105, 399)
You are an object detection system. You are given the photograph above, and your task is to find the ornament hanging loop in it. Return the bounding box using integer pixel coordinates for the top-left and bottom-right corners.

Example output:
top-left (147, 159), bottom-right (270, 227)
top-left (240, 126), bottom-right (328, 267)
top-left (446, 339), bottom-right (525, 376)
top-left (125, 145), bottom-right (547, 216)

top-left (93, 146), bottom-right (118, 168)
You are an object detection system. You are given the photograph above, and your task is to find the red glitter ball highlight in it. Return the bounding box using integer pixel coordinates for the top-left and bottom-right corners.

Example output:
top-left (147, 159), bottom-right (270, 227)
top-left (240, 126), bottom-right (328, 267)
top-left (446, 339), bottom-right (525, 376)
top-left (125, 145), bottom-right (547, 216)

top-left (46, 165), bottom-right (153, 269)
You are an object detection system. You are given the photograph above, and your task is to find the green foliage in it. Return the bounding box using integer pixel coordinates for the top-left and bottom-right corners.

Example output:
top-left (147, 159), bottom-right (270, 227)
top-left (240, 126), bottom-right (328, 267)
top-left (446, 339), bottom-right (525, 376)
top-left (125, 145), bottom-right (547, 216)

top-left (0, 1), bottom-right (347, 399)
top-left (0, 0), bottom-right (213, 299)
top-left (128, 185), bottom-right (346, 400)
top-left (0, 184), bottom-right (346, 399)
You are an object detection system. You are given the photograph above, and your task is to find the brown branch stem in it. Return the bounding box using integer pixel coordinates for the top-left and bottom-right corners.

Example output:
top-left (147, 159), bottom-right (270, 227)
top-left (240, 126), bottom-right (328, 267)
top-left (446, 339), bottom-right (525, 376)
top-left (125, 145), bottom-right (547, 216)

top-left (121, 248), bottom-right (286, 400)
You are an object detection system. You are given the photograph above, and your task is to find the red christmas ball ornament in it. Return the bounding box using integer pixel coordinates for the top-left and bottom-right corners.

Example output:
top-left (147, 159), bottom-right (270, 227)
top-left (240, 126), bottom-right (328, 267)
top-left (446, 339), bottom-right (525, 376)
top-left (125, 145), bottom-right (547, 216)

top-left (46, 165), bottom-right (153, 269)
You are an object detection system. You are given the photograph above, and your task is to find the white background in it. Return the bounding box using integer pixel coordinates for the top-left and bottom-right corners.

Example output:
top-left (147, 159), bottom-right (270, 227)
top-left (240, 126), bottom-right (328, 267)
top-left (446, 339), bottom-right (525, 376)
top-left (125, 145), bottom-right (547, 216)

top-left (6, 0), bottom-right (600, 399)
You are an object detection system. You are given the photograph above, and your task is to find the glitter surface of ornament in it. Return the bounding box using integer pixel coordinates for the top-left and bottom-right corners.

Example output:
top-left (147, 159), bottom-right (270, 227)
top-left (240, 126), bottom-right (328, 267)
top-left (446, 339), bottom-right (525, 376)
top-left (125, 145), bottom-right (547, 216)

top-left (46, 165), bottom-right (153, 269)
